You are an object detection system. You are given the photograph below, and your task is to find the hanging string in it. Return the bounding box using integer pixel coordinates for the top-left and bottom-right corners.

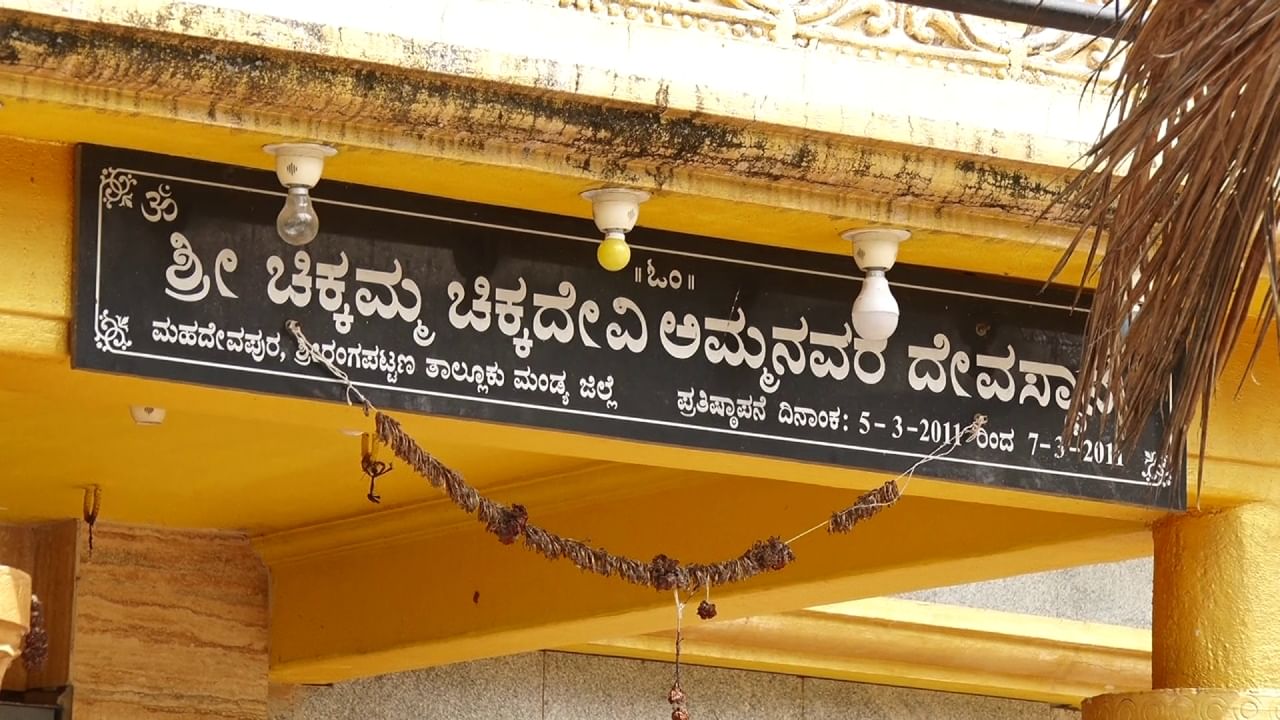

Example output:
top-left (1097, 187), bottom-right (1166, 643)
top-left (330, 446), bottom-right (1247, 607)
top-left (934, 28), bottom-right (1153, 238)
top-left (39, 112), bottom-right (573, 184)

top-left (287, 320), bottom-right (984, 593)
top-left (360, 433), bottom-right (393, 504)
top-left (785, 416), bottom-right (985, 545)
top-left (286, 320), bottom-right (373, 413)
top-left (82, 485), bottom-right (101, 556)
top-left (668, 591), bottom-right (691, 720)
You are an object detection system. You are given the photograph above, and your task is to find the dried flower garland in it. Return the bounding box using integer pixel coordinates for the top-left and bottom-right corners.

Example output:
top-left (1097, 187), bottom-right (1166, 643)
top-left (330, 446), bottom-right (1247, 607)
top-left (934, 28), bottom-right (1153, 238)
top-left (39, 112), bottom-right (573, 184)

top-left (696, 599), bottom-right (717, 620)
top-left (377, 411), bottom-right (976, 592)
top-left (378, 412), bottom-right (812, 591)
top-left (290, 320), bottom-right (983, 595)
top-left (21, 595), bottom-right (47, 672)
top-left (829, 478), bottom-right (903, 534)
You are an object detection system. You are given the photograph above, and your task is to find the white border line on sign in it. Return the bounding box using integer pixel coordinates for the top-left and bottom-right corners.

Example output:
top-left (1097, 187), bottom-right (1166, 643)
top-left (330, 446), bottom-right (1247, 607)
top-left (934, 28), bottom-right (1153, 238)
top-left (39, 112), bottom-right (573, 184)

top-left (91, 166), bottom-right (1164, 491)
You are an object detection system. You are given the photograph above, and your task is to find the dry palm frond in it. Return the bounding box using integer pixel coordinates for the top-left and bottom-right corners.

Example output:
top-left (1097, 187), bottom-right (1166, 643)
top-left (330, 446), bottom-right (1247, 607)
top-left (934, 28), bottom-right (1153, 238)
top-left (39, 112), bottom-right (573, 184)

top-left (1051, 0), bottom-right (1280, 500)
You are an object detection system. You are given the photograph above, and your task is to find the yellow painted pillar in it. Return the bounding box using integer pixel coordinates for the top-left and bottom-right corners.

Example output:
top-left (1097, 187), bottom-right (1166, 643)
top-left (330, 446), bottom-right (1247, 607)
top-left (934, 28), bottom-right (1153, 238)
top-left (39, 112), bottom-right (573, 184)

top-left (0, 566), bottom-right (32, 682)
top-left (1083, 503), bottom-right (1280, 717)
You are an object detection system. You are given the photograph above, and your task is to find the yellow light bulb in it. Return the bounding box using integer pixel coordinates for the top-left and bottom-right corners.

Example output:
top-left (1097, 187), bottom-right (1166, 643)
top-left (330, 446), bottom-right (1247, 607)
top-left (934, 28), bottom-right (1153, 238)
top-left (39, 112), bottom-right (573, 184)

top-left (597, 233), bottom-right (631, 272)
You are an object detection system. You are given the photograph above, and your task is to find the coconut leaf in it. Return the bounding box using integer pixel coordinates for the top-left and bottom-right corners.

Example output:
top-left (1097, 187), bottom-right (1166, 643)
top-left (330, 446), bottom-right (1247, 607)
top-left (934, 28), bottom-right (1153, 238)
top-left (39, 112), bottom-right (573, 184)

top-left (1051, 0), bottom-right (1280, 504)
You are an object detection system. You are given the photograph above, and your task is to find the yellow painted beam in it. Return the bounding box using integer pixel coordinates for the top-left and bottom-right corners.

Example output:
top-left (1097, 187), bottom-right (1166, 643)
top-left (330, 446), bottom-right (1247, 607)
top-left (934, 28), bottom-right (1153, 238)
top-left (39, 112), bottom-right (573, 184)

top-left (266, 476), bottom-right (1150, 684)
top-left (0, 138), bottom-right (72, 328)
top-left (253, 464), bottom-right (687, 566)
top-left (0, 314), bottom-right (66, 359)
top-left (1184, 328), bottom-right (1280, 507)
top-left (568, 598), bottom-right (1150, 707)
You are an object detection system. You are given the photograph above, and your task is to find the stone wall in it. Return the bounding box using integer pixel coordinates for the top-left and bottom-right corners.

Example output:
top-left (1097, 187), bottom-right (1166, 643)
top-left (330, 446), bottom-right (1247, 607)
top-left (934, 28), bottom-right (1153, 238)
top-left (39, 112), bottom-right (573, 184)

top-left (901, 558), bottom-right (1154, 628)
top-left (70, 523), bottom-right (269, 720)
top-left (271, 652), bottom-right (1080, 720)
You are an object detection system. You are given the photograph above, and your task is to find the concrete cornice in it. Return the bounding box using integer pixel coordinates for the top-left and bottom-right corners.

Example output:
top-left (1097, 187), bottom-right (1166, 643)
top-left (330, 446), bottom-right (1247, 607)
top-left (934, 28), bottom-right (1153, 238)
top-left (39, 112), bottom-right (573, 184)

top-left (0, 1), bottom-right (1099, 253)
top-left (568, 598), bottom-right (1151, 707)
top-left (0, 0), bottom-right (1110, 160)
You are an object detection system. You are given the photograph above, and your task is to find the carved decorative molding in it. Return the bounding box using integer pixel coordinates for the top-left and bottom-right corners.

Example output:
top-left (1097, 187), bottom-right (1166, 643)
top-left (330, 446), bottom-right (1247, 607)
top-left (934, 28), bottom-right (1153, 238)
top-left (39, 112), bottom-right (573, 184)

top-left (1083, 689), bottom-right (1280, 720)
top-left (555, 0), bottom-right (1119, 86)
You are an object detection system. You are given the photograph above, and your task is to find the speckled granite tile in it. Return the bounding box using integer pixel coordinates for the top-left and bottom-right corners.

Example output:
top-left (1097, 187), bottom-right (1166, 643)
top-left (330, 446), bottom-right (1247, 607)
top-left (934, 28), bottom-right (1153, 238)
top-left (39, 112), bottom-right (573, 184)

top-left (545, 652), bottom-right (803, 720)
top-left (274, 653), bottom-right (542, 720)
top-left (900, 558), bottom-right (1154, 628)
top-left (802, 677), bottom-right (1056, 720)
top-left (276, 651), bottom-right (1067, 720)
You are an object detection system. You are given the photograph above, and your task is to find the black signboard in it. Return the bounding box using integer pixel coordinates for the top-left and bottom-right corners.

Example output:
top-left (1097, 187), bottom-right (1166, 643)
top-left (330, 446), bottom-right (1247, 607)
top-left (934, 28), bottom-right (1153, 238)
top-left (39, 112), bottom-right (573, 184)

top-left (73, 145), bottom-right (1183, 509)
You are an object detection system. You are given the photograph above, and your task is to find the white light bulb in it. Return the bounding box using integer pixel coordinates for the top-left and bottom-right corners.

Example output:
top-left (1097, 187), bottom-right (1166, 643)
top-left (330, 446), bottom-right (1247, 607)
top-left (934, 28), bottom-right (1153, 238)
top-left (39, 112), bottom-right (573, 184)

top-left (277, 187), bottom-right (320, 246)
top-left (852, 270), bottom-right (899, 341)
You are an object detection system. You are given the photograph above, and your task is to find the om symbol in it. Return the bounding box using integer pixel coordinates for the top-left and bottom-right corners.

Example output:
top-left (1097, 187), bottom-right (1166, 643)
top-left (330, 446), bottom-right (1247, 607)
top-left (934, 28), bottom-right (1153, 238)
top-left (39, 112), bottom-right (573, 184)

top-left (141, 184), bottom-right (179, 223)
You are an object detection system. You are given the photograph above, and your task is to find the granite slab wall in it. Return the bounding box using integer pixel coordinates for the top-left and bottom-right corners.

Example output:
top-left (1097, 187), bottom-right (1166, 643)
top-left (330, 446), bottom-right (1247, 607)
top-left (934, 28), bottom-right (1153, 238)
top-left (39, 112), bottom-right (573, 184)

top-left (270, 652), bottom-right (1080, 720)
top-left (72, 523), bottom-right (270, 720)
top-left (899, 558), bottom-right (1153, 628)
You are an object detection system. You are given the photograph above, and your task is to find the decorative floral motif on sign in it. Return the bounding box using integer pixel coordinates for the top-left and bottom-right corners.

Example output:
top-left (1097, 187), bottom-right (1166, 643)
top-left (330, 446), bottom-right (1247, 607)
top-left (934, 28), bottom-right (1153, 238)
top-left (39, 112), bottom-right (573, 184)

top-left (557, 0), bottom-right (1118, 85)
top-left (99, 168), bottom-right (136, 210)
top-left (1142, 450), bottom-right (1173, 488)
top-left (94, 309), bottom-right (132, 352)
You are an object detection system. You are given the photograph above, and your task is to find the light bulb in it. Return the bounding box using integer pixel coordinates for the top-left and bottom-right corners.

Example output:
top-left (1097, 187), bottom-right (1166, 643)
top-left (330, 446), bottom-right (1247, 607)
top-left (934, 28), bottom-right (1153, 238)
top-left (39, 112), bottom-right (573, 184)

top-left (277, 186), bottom-right (320, 246)
top-left (597, 231), bottom-right (631, 271)
top-left (852, 270), bottom-right (899, 341)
